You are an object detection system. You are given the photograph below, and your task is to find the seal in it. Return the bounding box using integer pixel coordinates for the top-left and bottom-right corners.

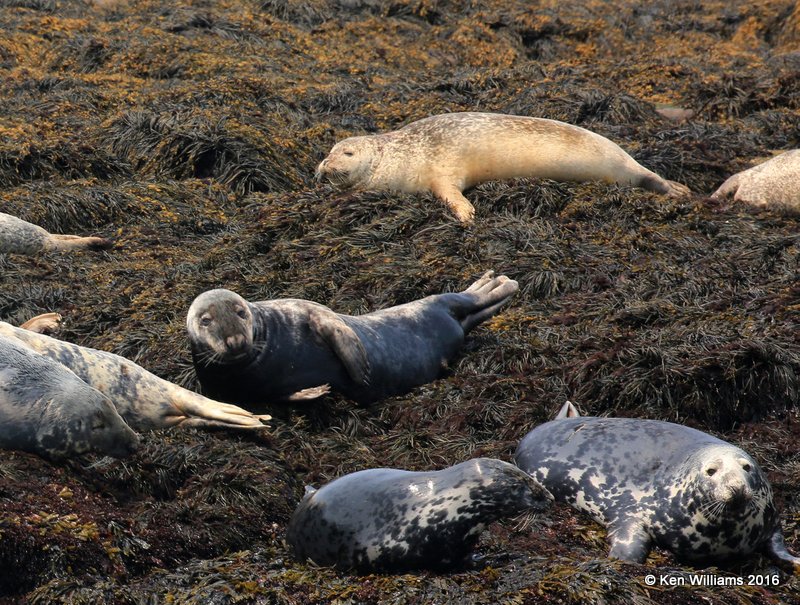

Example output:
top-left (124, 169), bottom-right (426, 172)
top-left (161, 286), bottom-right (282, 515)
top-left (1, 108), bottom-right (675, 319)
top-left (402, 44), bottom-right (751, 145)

top-left (0, 334), bottom-right (139, 460)
top-left (0, 322), bottom-right (272, 432)
top-left (0, 212), bottom-right (112, 255)
top-left (19, 312), bottom-right (62, 334)
top-left (711, 149), bottom-right (800, 211)
top-left (188, 270), bottom-right (518, 406)
top-left (285, 457), bottom-right (552, 573)
top-left (514, 402), bottom-right (800, 571)
top-left (316, 112), bottom-right (691, 223)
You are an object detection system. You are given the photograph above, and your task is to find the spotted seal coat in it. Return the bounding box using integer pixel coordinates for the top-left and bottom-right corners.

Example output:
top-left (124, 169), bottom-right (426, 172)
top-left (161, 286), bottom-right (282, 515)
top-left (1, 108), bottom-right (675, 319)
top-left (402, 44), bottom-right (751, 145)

top-left (285, 457), bottom-right (552, 573)
top-left (316, 112), bottom-right (691, 223)
top-left (0, 212), bottom-right (112, 254)
top-left (0, 322), bottom-right (271, 432)
top-left (514, 402), bottom-right (800, 571)
top-left (711, 149), bottom-right (800, 211)
top-left (0, 334), bottom-right (139, 459)
top-left (187, 270), bottom-right (518, 406)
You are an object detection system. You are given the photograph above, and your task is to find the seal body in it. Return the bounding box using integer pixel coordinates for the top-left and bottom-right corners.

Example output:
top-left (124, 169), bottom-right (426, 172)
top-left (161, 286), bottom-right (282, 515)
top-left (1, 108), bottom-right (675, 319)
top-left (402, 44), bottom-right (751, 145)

top-left (514, 413), bottom-right (799, 569)
top-left (0, 212), bottom-right (112, 254)
top-left (0, 322), bottom-right (271, 432)
top-left (711, 149), bottom-right (800, 210)
top-left (188, 270), bottom-right (518, 406)
top-left (286, 457), bottom-right (552, 573)
top-left (316, 112), bottom-right (690, 223)
top-left (0, 335), bottom-right (139, 459)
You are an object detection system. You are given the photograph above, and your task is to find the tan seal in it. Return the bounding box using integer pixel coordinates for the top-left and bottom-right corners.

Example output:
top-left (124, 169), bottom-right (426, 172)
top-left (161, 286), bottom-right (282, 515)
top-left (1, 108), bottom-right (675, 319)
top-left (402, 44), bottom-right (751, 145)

top-left (0, 212), bottom-right (112, 255)
top-left (316, 112), bottom-right (691, 223)
top-left (0, 322), bottom-right (271, 432)
top-left (711, 149), bottom-right (800, 211)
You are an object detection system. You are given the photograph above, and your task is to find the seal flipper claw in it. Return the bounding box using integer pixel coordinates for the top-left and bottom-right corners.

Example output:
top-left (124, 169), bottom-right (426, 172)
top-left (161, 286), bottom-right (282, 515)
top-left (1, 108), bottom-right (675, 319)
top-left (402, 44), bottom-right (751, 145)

top-left (608, 519), bottom-right (652, 563)
top-left (309, 310), bottom-right (371, 386)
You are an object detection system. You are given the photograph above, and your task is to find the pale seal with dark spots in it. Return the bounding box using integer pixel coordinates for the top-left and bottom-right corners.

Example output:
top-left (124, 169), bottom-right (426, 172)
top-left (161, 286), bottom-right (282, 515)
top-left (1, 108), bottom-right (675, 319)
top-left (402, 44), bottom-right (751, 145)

top-left (514, 403), bottom-right (800, 571)
top-left (316, 112), bottom-right (691, 223)
top-left (711, 149), bottom-right (800, 211)
top-left (0, 334), bottom-right (139, 460)
top-left (0, 212), bottom-right (112, 255)
top-left (285, 457), bottom-right (552, 573)
top-left (0, 322), bottom-right (271, 432)
top-left (187, 270), bottom-right (518, 406)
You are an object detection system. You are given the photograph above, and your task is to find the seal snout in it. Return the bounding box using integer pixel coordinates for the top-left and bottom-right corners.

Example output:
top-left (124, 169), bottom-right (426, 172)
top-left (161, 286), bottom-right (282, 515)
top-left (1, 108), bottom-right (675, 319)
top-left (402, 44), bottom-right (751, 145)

top-left (224, 333), bottom-right (250, 357)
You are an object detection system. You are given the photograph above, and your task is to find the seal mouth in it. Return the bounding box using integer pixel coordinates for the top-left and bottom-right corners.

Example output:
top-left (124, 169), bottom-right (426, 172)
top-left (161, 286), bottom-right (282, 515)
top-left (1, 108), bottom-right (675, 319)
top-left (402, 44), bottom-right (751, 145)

top-left (317, 168), bottom-right (353, 190)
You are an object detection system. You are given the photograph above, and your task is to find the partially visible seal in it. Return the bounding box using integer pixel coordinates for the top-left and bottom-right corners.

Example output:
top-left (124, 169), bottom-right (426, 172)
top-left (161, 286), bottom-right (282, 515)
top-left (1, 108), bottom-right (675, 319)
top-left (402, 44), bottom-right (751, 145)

top-left (0, 322), bottom-right (271, 432)
top-left (188, 270), bottom-right (518, 406)
top-left (19, 312), bottom-right (62, 334)
top-left (0, 212), bottom-right (112, 255)
top-left (711, 149), bottom-right (800, 211)
top-left (285, 457), bottom-right (552, 572)
top-left (316, 112), bottom-right (691, 223)
top-left (514, 402), bottom-right (800, 571)
top-left (0, 334), bottom-right (139, 460)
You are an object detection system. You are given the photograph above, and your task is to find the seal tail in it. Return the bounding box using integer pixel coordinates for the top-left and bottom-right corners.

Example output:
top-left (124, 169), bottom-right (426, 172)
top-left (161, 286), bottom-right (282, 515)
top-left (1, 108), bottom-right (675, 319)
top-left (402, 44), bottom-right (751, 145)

top-left (457, 270), bottom-right (519, 333)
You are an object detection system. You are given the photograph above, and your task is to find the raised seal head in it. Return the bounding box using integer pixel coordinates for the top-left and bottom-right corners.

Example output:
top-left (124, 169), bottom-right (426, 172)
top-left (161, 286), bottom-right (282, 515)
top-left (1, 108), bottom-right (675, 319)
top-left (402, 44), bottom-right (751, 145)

top-left (187, 289), bottom-right (255, 365)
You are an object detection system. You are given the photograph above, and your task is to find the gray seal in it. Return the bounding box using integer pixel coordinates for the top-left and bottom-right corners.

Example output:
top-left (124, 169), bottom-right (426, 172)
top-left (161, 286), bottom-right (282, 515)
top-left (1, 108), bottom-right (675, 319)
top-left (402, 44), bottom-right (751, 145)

top-left (285, 457), bottom-right (552, 573)
top-left (187, 270), bottom-right (518, 406)
top-left (316, 112), bottom-right (691, 223)
top-left (0, 334), bottom-right (139, 460)
top-left (0, 322), bottom-right (271, 432)
top-left (711, 149), bottom-right (800, 211)
top-left (514, 403), bottom-right (800, 571)
top-left (0, 212), bottom-right (112, 255)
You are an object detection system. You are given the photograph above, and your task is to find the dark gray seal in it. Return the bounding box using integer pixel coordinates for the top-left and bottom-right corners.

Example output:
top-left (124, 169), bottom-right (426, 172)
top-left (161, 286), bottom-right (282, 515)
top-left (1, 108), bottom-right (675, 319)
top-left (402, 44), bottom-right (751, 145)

top-left (285, 457), bottom-right (552, 573)
top-left (0, 212), bottom-right (112, 255)
top-left (0, 334), bottom-right (139, 460)
top-left (514, 403), bottom-right (800, 571)
top-left (187, 270), bottom-right (518, 406)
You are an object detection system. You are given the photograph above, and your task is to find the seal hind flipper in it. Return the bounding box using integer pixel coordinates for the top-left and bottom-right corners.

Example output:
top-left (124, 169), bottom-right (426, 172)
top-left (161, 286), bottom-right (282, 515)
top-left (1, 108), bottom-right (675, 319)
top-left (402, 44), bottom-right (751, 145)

top-left (455, 272), bottom-right (519, 333)
top-left (608, 519), bottom-right (652, 563)
top-left (556, 400), bottom-right (580, 419)
top-left (20, 313), bottom-right (62, 334)
top-left (710, 173), bottom-right (742, 200)
top-left (309, 310), bottom-right (371, 386)
top-left (46, 234), bottom-right (114, 251)
top-left (765, 527), bottom-right (800, 573)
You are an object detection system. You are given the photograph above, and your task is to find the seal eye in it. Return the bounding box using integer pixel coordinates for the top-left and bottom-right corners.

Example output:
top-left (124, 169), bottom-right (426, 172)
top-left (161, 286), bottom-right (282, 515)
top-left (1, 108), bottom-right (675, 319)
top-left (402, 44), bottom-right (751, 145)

top-left (741, 463), bottom-right (751, 472)
top-left (706, 468), bottom-right (717, 477)
top-left (200, 316), bottom-right (213, 327)
top-left (343, 151), bottom-right (354, 157)
top-left (236, 308), bottom-right (247, 320)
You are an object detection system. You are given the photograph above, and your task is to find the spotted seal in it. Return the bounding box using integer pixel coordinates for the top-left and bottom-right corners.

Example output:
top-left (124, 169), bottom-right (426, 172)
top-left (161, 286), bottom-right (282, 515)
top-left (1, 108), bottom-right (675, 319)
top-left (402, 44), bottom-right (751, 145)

top-left (187, 270), bottom-right (518, 406)
top-left (514, 402), bottom-right (800, 571)
top-left (0, 322), bottom-right (271, 432)
top-left (0, 334), bottom-right (139, 459)
top-left (711, 149), bottom-right (800, 211)
top-left (285, 457), bottom-right (552, 573)
top-left (316, 112), bottom-right (691, 223)
top-left (0, 212), bottom-right (112, 255)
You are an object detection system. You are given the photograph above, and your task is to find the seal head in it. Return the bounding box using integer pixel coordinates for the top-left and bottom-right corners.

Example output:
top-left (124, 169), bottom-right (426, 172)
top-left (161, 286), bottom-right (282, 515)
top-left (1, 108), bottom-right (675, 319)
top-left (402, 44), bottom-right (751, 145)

top-left (187, 289), bottom-right (255, 366)
top-left (315, 135), bottom-right (383, 190)
top-left (286, 457), bottom-right (552, 573)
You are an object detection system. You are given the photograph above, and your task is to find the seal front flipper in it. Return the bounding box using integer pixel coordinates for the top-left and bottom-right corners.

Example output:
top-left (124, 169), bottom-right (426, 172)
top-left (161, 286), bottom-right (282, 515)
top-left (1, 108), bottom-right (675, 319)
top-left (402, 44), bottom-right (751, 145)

top-left (764, 527), bottom-right (800, 574)
top-left (308, 310), bottom-right (370, 386)
top-left (607, 518), bottom-right (652, 563)
top-left (430, 180), bottom-right (475, 224)
top-left (287, 384), bottom-right (331, 401)
top-left (20, 312), bottom-right (62, 334)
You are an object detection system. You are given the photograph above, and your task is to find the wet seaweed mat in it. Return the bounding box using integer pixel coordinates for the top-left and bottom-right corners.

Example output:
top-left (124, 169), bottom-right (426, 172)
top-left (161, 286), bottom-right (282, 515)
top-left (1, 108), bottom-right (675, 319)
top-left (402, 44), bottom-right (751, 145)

top-left (0, 0), bottom-right (799, 603)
